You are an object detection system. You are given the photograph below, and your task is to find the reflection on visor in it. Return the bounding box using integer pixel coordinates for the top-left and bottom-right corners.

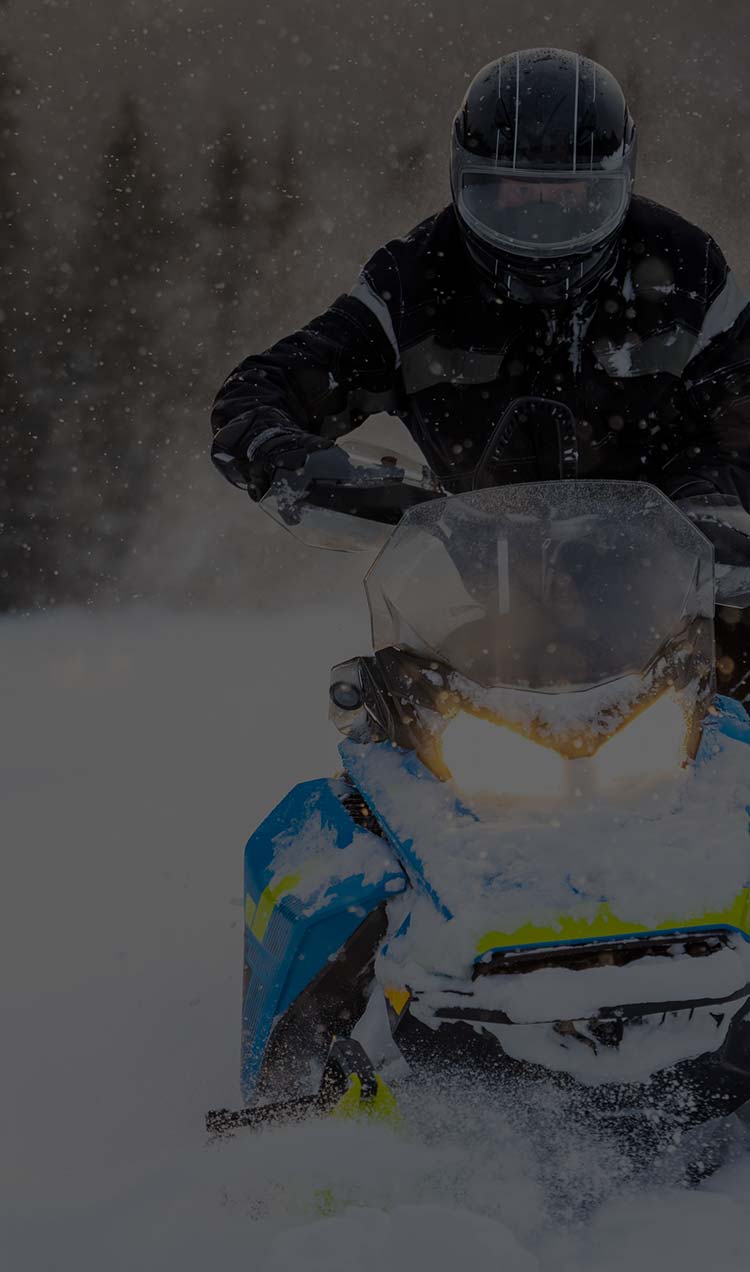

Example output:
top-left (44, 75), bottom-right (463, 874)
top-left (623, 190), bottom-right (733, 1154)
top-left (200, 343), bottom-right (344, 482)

top-left (460, 171), bottom-right (629, 257)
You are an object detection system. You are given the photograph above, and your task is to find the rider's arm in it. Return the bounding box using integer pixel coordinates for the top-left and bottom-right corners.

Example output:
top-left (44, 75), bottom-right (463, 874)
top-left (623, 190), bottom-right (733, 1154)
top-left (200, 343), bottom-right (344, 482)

top-left (210, 250), bottom-right (404, 490)
top-left (662, 242), bottom-right (750, 508)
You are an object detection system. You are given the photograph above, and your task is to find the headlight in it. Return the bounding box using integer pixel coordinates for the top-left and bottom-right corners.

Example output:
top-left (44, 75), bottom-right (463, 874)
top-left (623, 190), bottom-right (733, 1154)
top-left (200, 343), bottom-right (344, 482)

top-left (439, 691), bottom-right (688, 801)
top-left (592, 691), bottom-right (688, 788)
top-left (441, 713), bottom-right (567, 799)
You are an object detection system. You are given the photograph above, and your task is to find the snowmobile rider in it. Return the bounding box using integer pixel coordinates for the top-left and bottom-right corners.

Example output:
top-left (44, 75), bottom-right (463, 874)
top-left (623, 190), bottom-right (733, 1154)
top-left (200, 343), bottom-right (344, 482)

top-left (211, 48), bottom-right (750, 505)
top-left (210, 48), bottom-right (750, 686)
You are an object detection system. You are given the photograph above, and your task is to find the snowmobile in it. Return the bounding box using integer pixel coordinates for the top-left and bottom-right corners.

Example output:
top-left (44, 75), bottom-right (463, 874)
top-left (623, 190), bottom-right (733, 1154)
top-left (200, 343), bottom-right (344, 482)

top-left (208, 398), bottom-right (750, 1151)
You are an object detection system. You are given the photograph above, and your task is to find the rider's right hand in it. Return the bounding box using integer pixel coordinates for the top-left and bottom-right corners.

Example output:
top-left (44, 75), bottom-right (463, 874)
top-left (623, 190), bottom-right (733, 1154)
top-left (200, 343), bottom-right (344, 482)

top-left (211, 413), bottom-right (333, 501)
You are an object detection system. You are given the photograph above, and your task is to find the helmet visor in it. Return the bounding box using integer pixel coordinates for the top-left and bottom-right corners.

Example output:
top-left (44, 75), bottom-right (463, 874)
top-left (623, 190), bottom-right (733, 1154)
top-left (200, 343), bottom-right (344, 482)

top-left (459, 170), bottom-right (630, 259)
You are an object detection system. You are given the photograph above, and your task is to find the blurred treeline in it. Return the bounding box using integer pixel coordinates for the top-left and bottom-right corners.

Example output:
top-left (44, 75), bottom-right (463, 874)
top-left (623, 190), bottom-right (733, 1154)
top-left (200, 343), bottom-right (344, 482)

top-left (0, 46), bottom-right (350, 610)
top-left (0, 7), bottom-right (437, 612)
top-left (2, 0), bottom-right (750, 612)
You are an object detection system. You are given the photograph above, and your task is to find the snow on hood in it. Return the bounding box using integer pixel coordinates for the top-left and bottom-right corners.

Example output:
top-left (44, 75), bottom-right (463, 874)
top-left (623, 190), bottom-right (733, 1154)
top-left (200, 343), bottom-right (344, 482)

top-left (344, 730), bottom-right (750, 980)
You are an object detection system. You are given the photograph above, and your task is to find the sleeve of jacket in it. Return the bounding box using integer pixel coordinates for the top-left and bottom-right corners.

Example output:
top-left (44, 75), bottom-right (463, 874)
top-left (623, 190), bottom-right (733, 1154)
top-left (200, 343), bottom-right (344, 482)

top-left (210, 249), bottom-right (404, 487)
top-left (661, 238), bottom-right (750, 509)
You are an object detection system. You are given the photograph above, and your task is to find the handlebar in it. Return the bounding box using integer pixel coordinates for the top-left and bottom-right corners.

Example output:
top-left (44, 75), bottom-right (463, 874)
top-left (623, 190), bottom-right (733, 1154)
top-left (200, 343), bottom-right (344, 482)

top-left (256, 402), bottom-right (750, 608)
top-left (259, 441), bottom-right (443, 552)
top-left (676, 495), bottom-right (750, 608)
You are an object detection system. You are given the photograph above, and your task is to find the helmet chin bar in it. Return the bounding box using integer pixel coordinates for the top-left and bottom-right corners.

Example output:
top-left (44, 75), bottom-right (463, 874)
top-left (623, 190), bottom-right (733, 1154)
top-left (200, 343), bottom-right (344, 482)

top-left (461, 221), bottom-right (621, 306)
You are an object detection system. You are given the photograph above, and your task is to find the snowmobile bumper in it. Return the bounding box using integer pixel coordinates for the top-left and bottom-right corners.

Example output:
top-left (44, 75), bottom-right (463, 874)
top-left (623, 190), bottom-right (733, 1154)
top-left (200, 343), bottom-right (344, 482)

top-left (391, 936), bottom-right (750, 1129)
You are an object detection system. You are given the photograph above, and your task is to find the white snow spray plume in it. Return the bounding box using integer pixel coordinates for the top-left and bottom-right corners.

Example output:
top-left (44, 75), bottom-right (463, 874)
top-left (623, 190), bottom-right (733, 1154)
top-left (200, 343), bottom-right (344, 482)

top-left (4, 604), bottom-right (750, 1271)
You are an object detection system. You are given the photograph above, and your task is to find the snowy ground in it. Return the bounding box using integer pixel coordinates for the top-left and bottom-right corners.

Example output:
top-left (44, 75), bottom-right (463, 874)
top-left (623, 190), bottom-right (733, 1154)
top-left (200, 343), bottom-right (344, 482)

top-left (4, 604), bottom-right (750, 1272)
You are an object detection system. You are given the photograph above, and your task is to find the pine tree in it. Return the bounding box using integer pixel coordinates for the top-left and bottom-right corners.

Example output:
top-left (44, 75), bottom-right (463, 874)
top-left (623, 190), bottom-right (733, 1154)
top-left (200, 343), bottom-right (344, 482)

top-left (383, 130), bottom-right (428, 227)
top-left (201, 113), bottom-right (307, 360)
top-left (202, 117), bottom-right (254, 351)
top-left (62, 93), bottom-right (178, 599)
top-left (268, 117), bottom-right (304, 255)
top-left (0, 37), bottom-right (49, 611)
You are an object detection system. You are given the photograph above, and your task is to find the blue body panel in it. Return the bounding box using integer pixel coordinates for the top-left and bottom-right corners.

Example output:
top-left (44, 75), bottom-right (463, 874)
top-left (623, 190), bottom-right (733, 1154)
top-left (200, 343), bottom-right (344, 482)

top-left (698, 694), bottom-right (750, 754)
top-left (341, 741), bottom-right (461, 920)
top-left (240, 777), bottom-right (407, 1103)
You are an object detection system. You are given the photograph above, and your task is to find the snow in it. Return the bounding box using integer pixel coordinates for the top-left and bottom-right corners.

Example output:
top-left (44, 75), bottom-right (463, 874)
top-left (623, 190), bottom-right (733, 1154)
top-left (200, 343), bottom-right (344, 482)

top-left (447, 945), bottom-right (750, 1023)
top-left (268, 811), bottom-right (402, 907)
top-left (4, 603), bottom-right (750, 1271)
top-left (347, 731), bottom-right (750, 961)
top-left (263, 1205), bottom-right (539, 1272)
top-left (450, 663), bottom-right (675, 739)
top-left (343, 725), bottom-right (750, 1082)
top-left (484, 1003), bottom-right (739, 1085)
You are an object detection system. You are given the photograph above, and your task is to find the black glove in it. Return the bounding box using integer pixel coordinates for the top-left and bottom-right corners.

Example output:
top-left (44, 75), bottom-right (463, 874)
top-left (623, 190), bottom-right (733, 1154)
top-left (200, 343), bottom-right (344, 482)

top-left (675, 494), bottom-right (750, 566)
top-left (211, 413), bottom-right (333, 500)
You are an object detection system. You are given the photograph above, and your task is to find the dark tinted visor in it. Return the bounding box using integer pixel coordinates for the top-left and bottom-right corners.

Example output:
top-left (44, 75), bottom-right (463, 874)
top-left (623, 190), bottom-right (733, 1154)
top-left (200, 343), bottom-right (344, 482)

top-left (460, 170), bottom-right (629, 258)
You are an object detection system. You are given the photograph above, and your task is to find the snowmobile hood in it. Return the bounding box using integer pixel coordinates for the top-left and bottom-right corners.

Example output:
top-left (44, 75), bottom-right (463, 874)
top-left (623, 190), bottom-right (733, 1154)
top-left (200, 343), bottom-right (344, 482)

top-left (339, 696), bottom-right (750, 965)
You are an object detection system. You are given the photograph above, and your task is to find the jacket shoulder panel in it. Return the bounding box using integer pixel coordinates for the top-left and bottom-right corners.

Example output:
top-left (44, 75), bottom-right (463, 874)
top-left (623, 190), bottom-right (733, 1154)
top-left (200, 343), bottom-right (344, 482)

top-left (359, 207), bottom-right (475, 347)
top-left (588, 196), bottom-right (741, 380)
top-left (623, 196), bottom-right (729, 312)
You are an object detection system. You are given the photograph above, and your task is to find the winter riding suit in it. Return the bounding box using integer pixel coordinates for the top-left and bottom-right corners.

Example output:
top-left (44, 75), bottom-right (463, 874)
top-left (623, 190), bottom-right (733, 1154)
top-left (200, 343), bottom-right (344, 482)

top-left (210, 49), bottom-right (750, 697)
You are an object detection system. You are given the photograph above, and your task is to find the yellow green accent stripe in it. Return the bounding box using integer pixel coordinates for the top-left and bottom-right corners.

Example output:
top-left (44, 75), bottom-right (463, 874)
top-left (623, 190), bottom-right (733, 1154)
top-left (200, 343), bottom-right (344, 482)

top-left (244, 894), bottom-right (257, 929)
top-left (329, 1074), bottom-right (402, 1124)
top-left (476, 888), bottom-right (750, 956)
top-left (246, 873), bottom-right (303, 942)
top-left (384, 986), bottom-right (411, 1017)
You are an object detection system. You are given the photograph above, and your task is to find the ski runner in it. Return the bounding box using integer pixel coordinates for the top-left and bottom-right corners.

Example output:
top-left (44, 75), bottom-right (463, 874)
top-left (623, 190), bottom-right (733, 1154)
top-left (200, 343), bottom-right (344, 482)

top-left (210, 48), bottom-right (750, 697)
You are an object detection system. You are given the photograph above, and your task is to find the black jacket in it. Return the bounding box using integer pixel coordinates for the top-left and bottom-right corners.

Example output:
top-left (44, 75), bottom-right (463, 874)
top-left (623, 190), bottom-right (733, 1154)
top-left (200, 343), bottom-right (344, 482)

top-left (211, 197), bottom-right (750, 506)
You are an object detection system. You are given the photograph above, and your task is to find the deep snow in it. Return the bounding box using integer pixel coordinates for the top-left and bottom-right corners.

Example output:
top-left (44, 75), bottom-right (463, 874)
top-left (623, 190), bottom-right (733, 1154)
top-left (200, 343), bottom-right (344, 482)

top-left (4, 604), bottom-right (750, 1272)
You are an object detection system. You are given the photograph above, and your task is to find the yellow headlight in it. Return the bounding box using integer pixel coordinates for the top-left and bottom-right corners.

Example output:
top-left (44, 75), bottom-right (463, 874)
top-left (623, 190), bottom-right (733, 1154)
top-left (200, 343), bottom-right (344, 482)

top-left (440, 692), bottom-right (689, 802)
top-left (441, 712), bottom-right (567, 800)
top-left (592, 691), bottom-right (688, 787)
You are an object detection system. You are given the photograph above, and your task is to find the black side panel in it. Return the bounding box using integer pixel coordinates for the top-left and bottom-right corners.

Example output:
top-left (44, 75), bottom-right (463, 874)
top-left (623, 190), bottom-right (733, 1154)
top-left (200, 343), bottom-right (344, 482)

top-left (395, 1002), bottom-right (750, 1132)
top-left (255, 903), bottom-right (389, 1103)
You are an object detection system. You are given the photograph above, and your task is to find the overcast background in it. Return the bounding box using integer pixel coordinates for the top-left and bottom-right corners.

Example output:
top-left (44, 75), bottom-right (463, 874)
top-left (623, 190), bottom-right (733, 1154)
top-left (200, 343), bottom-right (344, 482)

top-left (2, 0), bottom-right (749, 611)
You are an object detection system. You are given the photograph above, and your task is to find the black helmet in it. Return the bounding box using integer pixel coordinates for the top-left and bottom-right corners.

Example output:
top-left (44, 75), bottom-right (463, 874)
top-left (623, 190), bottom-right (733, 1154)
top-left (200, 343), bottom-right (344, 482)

top-left (450, 49), bottom-right (637, 305)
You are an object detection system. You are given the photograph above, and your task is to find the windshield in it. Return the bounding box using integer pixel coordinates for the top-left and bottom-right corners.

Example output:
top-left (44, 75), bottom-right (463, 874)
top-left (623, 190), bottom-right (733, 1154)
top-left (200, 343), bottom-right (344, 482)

top-left (365, 482), bottom-right (714, 690)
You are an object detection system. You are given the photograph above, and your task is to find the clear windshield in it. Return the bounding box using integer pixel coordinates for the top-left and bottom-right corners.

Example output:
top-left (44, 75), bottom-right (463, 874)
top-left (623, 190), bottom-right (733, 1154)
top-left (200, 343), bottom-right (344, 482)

top-left (365, 482), bottom-right (714, 690)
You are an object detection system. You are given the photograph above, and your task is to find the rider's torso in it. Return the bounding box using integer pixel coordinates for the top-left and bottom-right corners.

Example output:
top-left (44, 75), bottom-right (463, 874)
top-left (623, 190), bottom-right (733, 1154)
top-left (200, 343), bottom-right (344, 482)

top-left (380, 198), bottom-right (723, 492)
